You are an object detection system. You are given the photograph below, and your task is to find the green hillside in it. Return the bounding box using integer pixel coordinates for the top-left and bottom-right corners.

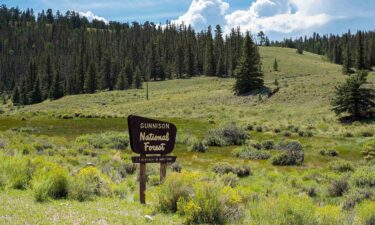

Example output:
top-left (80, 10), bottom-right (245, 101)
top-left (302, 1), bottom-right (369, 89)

top-left (4, 47), bottom-right (375, 135)
top-left (0, 47), bottom-right (374, 224)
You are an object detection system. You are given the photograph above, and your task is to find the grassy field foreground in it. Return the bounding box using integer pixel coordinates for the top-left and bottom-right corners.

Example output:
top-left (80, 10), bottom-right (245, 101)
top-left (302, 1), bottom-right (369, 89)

top-left (0, 47), bottom-right (374, 224)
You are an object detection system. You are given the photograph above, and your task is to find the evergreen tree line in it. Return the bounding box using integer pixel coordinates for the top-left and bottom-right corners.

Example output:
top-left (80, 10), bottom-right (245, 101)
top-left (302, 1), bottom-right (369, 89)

top-left (272, 31), bottom-right (375, 74)
top-left (0, 5), bottom-right (246, 105)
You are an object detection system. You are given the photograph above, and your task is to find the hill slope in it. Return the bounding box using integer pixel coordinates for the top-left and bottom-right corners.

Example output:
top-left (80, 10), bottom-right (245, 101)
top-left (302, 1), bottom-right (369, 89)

top-left (5, 47), bottom-right (374, 136)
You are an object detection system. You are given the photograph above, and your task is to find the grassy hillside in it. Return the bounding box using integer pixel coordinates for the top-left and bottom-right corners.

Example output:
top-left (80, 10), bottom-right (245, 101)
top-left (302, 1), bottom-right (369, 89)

top-left (0, 47), bottom-right (374, 224)
top-left (4, 47), bottom-right (374, 135)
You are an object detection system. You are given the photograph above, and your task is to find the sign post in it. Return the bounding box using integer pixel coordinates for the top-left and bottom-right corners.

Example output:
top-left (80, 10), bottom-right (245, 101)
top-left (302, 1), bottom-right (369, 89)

top-left (128, 115), bottom-right (177, 204)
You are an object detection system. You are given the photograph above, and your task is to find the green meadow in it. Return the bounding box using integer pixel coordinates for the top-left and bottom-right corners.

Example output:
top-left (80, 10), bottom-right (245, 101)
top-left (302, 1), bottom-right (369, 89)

top-left (0, 47), bottom-right (374, 224)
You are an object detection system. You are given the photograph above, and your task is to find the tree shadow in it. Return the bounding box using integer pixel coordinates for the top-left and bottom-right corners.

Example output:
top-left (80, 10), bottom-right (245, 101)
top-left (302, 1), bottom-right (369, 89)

top-left (338, 115), bottom-right (375, 125)
top-left (238, 86), bottom-right (277, 98)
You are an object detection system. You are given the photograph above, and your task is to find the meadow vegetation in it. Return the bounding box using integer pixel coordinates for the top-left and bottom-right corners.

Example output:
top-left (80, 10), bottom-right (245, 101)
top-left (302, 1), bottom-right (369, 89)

top-left (0, 47), bottom-right (374, 224)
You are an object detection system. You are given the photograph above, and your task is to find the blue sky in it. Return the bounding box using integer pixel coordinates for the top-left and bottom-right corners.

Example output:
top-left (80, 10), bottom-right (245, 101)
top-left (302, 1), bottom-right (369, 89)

top-left (3, 0), bottom-right (375, 40)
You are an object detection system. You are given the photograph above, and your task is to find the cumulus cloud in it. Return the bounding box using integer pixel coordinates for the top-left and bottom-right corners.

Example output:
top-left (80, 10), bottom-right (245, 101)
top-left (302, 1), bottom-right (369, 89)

top-left (225, 0), bottom-right (332, 33)
top-left (174, 0), bottom-right (333, 34)
top-left (79, 11), bottom-right (108, 24)
top-left (172, 0), bottom-right (229, 30)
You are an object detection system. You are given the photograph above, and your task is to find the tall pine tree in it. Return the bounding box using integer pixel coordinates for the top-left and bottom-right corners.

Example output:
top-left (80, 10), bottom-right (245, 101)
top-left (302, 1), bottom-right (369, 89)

top-left (204, 26), bottom-right (215, 76)
top-left (84, 63), bottom-right (97, 94)
top-left (233, 32), bottom-right (264, 95)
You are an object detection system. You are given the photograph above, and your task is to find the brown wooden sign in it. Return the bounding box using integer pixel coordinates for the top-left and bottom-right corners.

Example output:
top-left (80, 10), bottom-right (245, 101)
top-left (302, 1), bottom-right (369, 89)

top-left (127, 115), bottom-right (177, 204)
top-left (128, 115), bottom-right (177, 155)
top-left (131, 156), bottom-right (176, 164)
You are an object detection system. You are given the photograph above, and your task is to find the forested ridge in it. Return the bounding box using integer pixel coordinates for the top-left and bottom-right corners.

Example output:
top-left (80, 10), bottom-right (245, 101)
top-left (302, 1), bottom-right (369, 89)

top-left (0, 5), bottom-right (247, 105)
top-left (0, 5), bottom-right (375, 106)
top-left (274, 31), bottom-right (375, 73)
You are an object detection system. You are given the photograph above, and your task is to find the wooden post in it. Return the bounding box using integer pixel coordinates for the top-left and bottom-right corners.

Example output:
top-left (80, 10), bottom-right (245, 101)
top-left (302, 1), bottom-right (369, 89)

top-left (146, 81), bottom-right (149, 100)
top-left (139, 155), bottom-right (146, 204)
top-left (160, 154), bottom-right (167, 183)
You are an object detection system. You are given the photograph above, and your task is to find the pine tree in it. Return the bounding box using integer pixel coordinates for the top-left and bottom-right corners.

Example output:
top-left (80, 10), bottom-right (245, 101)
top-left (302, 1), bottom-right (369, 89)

top-left (147, 42), bottom-right (158, 81)
top-left (43, 55), bottom-right (53, 98)
top-left (342, 33), bottom-right (353, 74)
top-left (49, 67), bottom-right (63, 100)
top-left (30, 77), bottom-right (42, 104)
top-left (185, 42), bottom-right (195, 77)
top-left (77, 52), bottom-right (85, 93)
top-left (296, 45), bottom-right (304, 54)
top-left (273, 58), bottom-right (278, 71)
top-left (101, 54), bottom-right (112, 90)
top-left (19, 79), bottom-right (28, 105)
top-left (116, 67), bottom-right (129, 90)
top-left (355, 31), bottom-right (366, 70)
top-left (331, 71), bottom-right (375, 119)
top-left (84, 63), bottom-right (97, 94)
top-left (204, 26), bottom-right (215, 76)
top-left (233, 32), bottom-right (264, 95)
top-left (214, 25), bottom-right (225, 77)
top-left (176, 45), bottom-right (185, 78)
top-left (12, 86), bottom-right (20, 105)
top-left (124, 61), bottom-right (134, 88)
top-left (133, 67), bottom-right (143, 89)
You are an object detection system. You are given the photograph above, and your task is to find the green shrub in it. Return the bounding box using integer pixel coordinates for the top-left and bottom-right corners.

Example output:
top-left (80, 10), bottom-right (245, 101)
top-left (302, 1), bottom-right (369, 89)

top-left (351, 166), bottom-right (375, 188)
top-left (248, 194), bottom-right (318, 225)
top-left (232, 146), bottom-right (271, 160)
top-left (32, 163), bottom-right (69, 202)
top-left (204, 129), bottom-right (227, 147)
top-left (76, 132), bottom-right (129, 150)
top-left (158, 171), bottom-right (197, 212)
top-left (328, 160), bottom-right (354, 172)
top-left (204, 124), bottom-right (249, 147)
top-left (274, 128), bottom-right (281, 133)
top-left (343, 188), bottom-right (374, 210)
top-left (113, 182), bottom-right (129, 199)
top-left (262, 140), bottom-right (274, 150)
top-left (272, 145), bottom-right (304, 166)
top-left (328, 178), bottom-right (349, 197)
top-left (320, 149), bottom-right (339, 157)
top-left (234, 165), bottom-right (252, 178)
top-left (212, 162), bottom-right (234, 175)
top-left (69, 166), bottom-right (113, 201)
top-left (316, 205), bottom-right (344, 225)
top-left (276, 140), bottom-right (303, 151)
top-left (354, 201), bottom-right (375, 225)
top-left (0, 156), bottom-right (31, 189)
top-left (272, 140), bottom-right (304, 166)
top-left (171, 162), bottom-right (182, 173)
top-left (176, 133), bottom-right (197, 145)
top-left (248, 140), bottom-right (262, 150)
top-left (221, 173), bottom-right (239, 187)
top-left (189, 141), bottom-right (208, 153)
top-left (362, 140), bottom-right (375, 161)
top-left (178, 183), bottom-right (243, 225)
top-left (305, 130), bottom-right (314, 137)
top-left (255, 126), bottom-right (263, 132)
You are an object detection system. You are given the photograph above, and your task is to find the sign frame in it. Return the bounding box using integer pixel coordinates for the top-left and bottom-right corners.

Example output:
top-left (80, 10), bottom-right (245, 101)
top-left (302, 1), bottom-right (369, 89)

top-left (127, 115), bottom-right (177, 204)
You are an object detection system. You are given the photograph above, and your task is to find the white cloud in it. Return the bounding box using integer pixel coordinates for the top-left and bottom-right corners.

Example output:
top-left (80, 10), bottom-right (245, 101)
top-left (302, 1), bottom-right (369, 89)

top-left (172, 0), bottom-right (229, 30)
top-left (79, 11), bottom-right (108, 24)
top-left (174, 0), bottom-right (333, 34)
top-left (225, 0), bottom-right (332, 33)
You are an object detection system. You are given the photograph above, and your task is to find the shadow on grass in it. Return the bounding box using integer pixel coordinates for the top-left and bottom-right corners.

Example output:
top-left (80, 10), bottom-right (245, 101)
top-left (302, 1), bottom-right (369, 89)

top-left (237, 86), bottom-right (279, 98)
top-left (338, 115), bottom-right (375, 125)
